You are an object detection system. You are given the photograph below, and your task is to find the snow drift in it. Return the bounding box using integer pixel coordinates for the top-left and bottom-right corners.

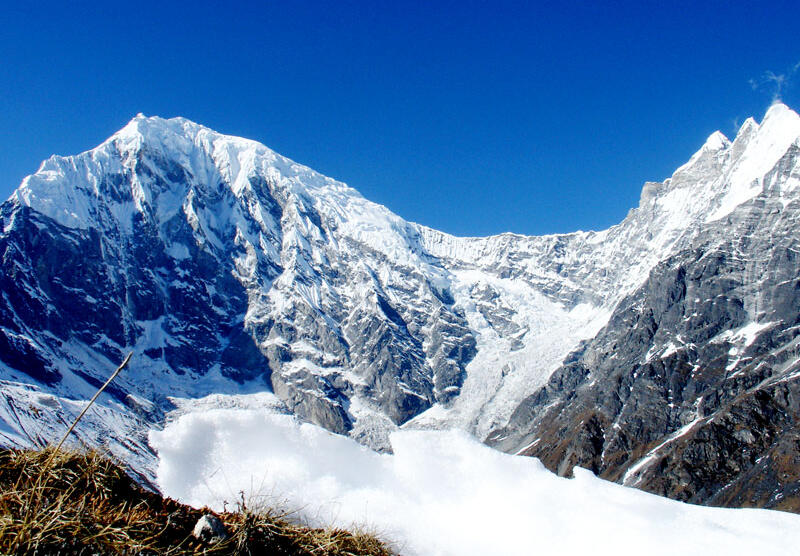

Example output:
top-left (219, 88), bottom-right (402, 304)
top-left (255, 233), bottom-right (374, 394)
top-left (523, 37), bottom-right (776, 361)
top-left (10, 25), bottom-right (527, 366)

top-left (149, 401), bottom-right (800, 556)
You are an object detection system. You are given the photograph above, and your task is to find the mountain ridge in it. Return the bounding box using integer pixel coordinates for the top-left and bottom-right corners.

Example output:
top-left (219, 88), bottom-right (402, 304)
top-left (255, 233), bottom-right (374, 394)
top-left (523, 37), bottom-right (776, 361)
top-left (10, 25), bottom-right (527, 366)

top-left (1, 104), bottom-right (799, 508)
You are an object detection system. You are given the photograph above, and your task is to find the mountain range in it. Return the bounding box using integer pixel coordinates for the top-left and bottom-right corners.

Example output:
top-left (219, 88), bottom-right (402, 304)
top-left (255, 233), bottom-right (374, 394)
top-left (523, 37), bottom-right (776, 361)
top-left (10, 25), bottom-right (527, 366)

top-left (1, 103), bottom-right (799, 510)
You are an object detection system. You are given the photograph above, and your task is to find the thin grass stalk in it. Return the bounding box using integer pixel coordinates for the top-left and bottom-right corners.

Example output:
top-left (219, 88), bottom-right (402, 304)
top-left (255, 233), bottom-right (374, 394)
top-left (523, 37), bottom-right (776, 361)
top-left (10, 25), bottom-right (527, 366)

top-left (52, 351), bottom-right (133, 454)
top-left (19, 352), bottom-right (133, 544)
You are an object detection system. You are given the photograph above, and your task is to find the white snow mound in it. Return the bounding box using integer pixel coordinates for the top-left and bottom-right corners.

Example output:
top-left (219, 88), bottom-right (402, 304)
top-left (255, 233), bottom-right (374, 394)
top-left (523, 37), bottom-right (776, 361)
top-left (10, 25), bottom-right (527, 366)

top-left (149, 408), bottom-right (800, 556)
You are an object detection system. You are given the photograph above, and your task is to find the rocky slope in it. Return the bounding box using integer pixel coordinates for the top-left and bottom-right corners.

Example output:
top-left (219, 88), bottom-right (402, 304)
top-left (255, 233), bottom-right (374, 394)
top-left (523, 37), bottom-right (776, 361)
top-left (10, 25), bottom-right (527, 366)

top-left (1, 104), bottom-right (799, 509)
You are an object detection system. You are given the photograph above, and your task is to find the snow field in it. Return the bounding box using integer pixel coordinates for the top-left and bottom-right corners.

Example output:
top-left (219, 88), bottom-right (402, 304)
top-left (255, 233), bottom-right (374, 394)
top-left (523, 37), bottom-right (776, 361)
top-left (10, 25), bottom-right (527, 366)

top-left (149, 406), bottom-right (800, 556)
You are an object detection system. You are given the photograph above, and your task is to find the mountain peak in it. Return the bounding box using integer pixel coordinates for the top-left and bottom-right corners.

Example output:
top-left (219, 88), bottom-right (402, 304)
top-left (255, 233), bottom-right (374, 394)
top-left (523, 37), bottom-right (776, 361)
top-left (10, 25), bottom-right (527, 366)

top-left (759, 101), bottom-right (800, 140)
top-left (703, 102), bottom-right (800, 223)
top-left (703, 130), bottom-right (730, 151)
top-left (111, 114), bottom-right (207, 144)
top-left (764, 100), bottom-right (793, 119)
top-left (734, 117), bottom-right (759, 140)
top-left (669, 129), bottom-right (731, 181)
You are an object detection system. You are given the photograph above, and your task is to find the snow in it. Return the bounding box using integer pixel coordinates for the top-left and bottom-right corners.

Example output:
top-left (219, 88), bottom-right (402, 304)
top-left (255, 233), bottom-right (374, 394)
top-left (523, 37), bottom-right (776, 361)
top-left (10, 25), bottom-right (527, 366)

top-left (150, 406), bottom-right (800, 556)
top-left (708, 321), bottom-right (776, 373)
top-left (405, 268), bottom-right (612, 438)
top-left (622, 418), bottom-right (705, 487)
top-left (166, 391), bottom-right (287, 421)
top-left (704, 130), bottom-right (731, 151)
top-left (708, 103), bottom-right (800, 222)
top-left (734, 321), bottom-right (776, 347)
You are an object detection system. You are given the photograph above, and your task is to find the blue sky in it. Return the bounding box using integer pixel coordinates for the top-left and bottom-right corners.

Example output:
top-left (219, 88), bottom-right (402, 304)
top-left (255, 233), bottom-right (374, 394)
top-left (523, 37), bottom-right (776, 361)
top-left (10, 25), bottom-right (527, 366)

top-left (2, 1), bottom-right (799, 236)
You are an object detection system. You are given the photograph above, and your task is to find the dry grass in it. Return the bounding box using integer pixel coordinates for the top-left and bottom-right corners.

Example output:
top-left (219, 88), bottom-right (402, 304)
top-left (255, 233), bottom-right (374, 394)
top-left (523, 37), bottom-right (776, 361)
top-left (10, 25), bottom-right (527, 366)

top-left (0, 448), bottom-right (394, 555)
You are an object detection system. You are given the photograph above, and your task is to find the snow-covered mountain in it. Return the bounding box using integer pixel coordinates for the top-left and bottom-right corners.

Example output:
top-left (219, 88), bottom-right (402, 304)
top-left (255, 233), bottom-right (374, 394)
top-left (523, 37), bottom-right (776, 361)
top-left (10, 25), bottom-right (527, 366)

top-left (1, 104), bottom-right (799, 507)
top-left (488, 103), bottom-right (800, 510)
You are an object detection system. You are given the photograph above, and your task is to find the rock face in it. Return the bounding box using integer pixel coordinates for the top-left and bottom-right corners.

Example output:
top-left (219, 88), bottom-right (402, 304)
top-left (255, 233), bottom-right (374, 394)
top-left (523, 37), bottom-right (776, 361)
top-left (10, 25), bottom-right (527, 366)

top-left (2, 104), bottom-right (800, 511)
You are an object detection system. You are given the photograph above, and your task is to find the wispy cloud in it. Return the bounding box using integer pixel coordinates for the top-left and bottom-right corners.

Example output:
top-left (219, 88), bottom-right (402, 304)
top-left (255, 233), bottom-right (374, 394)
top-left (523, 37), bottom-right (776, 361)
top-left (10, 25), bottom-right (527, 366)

top-left (750, 61), bottom-right (800, 103)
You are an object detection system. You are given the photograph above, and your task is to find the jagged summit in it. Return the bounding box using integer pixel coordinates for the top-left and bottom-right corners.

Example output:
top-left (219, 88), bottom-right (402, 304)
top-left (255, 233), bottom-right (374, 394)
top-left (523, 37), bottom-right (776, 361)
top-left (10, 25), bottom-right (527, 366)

top-left (11, 113), bottom-right (363, 233)
top-left (703, 130), bottom-right (731, 151)
top-left (108, 113), bottom-right (279, 166)
top-left (643, 103), bottom-right (799, 224)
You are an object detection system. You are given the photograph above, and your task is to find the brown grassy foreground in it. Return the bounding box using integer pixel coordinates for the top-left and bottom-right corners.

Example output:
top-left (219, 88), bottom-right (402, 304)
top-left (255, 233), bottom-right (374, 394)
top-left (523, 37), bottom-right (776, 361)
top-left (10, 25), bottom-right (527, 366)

top-left (0, 448), bottom-right (393, 555)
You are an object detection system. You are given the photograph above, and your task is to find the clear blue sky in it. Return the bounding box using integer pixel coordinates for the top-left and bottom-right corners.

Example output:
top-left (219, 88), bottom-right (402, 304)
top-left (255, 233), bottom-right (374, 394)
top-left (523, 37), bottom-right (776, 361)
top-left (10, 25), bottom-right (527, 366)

top-left (2, 1), bottom-right (799, 236)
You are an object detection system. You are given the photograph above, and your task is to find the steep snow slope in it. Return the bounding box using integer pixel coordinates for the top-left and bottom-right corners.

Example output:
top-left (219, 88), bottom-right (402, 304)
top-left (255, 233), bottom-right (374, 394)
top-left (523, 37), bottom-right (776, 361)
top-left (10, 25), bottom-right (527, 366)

top-left (1, 105), bottom-right (799, 495)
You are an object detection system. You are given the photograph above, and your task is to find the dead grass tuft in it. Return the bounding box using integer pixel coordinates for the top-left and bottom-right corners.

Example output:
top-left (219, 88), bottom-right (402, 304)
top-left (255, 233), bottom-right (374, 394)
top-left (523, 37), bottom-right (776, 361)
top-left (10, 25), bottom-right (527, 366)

top-left (0, 448), bottom-right (394, 555)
